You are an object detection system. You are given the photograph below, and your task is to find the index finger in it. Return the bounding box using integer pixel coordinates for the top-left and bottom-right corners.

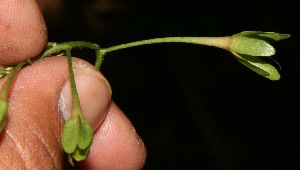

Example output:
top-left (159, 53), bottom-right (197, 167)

top-left (0, 0), bottom-right (47, 65)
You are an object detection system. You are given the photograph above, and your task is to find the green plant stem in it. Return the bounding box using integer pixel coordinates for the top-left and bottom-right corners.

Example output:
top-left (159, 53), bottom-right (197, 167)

top-left (94, 51), bottom-right (104, 70)
top-left (0, 61), bottom-right (27, 100)
top-left (100, 36), bottom-right (230, 54)
top-left (39, 41), bottom-right (103, 69)
top-left (66, 49), bottom-right (82, 118)
top-left (40, 37), bottom-right (230, 70)
top-left (41, 41), bottom-right (100, 58)
top-left (0, 61), bottom-right (27, 132)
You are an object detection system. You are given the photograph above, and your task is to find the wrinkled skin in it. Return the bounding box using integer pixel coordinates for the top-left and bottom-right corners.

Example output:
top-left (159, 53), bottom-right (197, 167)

top-left (0, 0), bottom-right (146, 169)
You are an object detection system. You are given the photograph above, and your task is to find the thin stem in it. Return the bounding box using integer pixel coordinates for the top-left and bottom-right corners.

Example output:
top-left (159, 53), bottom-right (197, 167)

top-left (39, 41), bottom-right (100, 59)
top-left (39, 37), bottom-right (230, 70)
top-left (66, 49), bottom-right (82, 117)
top-left (101, 36), bottom-right (230, 54)
top-left (0, 61), bottom-right (27, 132)
top-left (94, 50), bottom-right (104, 70)
top-left (40, 41), bottom-right (104, 70)
top-left (0, 61), bottom-right (27, 100)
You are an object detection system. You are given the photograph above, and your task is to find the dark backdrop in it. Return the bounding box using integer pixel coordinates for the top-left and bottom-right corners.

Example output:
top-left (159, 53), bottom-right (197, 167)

top-left (42, 0), bottom-right (299, 169)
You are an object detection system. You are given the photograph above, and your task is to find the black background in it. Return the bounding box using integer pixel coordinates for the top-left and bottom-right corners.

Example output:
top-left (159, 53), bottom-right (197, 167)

top-left (42, 0), bottom-right (299, 169)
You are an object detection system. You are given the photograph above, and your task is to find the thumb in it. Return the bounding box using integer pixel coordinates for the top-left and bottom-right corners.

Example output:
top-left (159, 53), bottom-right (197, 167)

top-left (0, 56), bottom-right (111, 169)
top-left (0, 0), bottom-right (48, 65)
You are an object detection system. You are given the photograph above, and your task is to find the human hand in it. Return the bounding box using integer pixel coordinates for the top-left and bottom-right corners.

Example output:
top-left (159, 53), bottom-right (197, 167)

top-left (0, 0), bottom-right (146, 169)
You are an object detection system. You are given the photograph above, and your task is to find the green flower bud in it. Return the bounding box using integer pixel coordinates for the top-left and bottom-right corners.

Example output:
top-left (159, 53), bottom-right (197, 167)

top-left (62, 115), bottom-right (94, 165)
top-left (228, 31), bottom-right (290, 57)
top-left (228, 31), bottom-right (290, 80)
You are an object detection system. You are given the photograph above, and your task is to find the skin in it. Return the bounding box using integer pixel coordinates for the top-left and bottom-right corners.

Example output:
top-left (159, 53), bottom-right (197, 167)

top-left (0, 0), bottom-right (146, 169)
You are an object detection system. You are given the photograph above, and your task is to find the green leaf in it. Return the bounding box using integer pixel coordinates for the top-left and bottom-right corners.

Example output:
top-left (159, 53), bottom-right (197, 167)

top-left (231, 51), bottom-right (280, 80)
top-left (229, 36), bottom-right (275, 56)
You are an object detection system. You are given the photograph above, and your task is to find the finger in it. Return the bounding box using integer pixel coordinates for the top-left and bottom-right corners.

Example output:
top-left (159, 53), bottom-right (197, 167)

top-left (58, 60), bottom-right (112, 128)
top-left (76, 102), bottom-right (147, 170)
top-left (0, 56), bottom-right (111, 169)
top-left (0, 0), bottom-right (48, 65)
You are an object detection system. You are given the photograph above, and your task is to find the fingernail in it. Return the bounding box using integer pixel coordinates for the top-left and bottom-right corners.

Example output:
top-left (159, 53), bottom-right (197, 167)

top-left (58, 72), bottom-right (111, 129)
